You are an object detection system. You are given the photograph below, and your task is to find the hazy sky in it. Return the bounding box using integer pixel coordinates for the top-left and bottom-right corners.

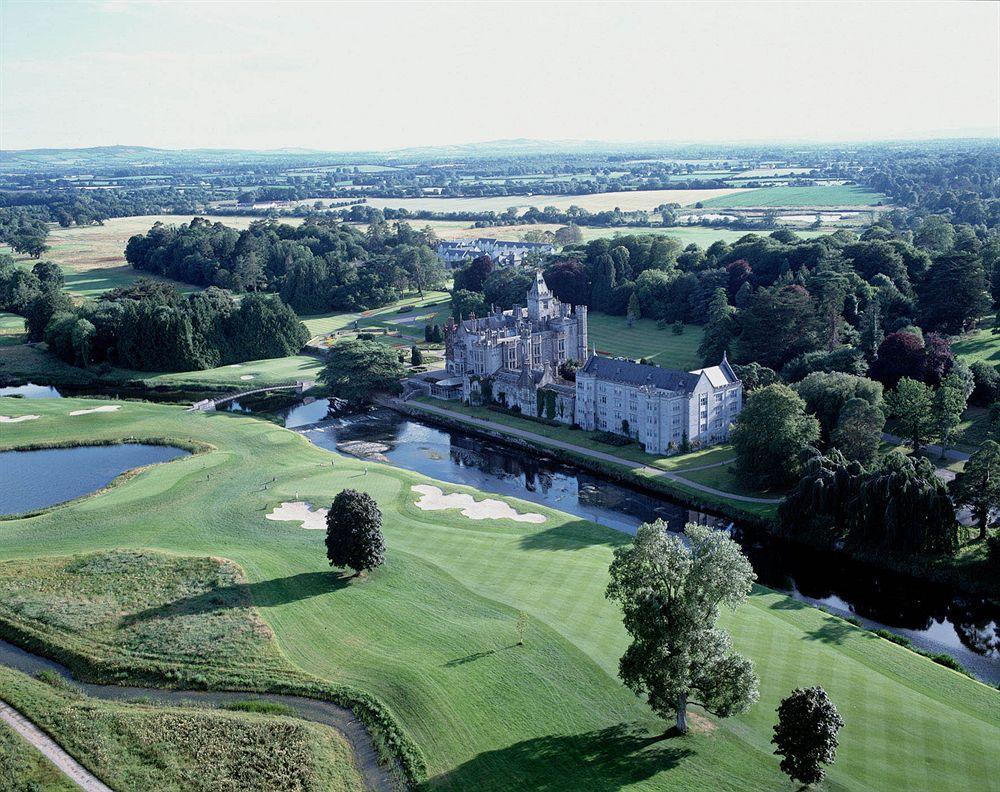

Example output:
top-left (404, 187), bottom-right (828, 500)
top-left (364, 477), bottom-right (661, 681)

top-left (2, 0), bottom-right (998, 151)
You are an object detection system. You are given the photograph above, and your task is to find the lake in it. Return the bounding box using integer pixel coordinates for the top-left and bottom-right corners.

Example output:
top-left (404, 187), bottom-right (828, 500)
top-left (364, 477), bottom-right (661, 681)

top-left (0, 443), bottom-right (189, 515)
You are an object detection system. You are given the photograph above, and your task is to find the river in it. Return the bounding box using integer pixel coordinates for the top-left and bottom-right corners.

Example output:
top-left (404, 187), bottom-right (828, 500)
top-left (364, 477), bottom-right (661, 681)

top-left (283, 400), bottom-right (1000, 685)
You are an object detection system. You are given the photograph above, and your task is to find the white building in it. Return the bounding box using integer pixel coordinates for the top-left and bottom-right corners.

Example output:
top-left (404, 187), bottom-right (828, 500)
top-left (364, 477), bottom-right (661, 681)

top-left (574, 354), bottom-right (742, 454)
top-left (441, 272), bottom-right (742, 455)
top-left (436, 238), bottom-right (556, 267)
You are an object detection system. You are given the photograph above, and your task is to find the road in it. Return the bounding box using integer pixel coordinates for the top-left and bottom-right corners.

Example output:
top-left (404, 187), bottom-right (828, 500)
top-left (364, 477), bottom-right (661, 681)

top-left (398, 399), bottom-right (782, 505)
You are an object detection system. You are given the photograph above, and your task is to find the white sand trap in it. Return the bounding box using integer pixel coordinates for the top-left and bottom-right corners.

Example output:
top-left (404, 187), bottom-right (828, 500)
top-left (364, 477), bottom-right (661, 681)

top-left (239, 374), bottom-right (256, 381)
top-left (226, 364), bottom-right (242, 368)
top-left (0, 414), bottom-right (40, 423)
top-left (266, 501), bottom-right (328, 530)
top-left (68, 405), bottom-right (121, 416)
top-left (412, 484), bottom-right (545, 523)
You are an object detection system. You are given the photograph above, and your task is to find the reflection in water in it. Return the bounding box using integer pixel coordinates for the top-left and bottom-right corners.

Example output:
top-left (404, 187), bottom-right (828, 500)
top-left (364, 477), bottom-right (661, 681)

top-left (292, 406), bottom-right (999, 682)
top-left (0, 383), bottom-right (62, 399)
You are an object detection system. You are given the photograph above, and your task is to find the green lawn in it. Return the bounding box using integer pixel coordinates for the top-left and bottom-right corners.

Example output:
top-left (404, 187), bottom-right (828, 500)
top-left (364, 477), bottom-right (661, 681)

top-left (0, 312), bottom-right (25, 347)
top-left (699, 185), bottom-right (888, 208)
top-left (301, 290), bottom-right (451, 339)
top-left (578, 226), bottom-right (832, 246)
top-left (588, 312), bottom-right (705, 370)
top-left (1, 398), bottom-right (996, 791)
top-left (0, 342), bottom-right (324, 391)
top-left (951, 313), bottom-right (1000, 365)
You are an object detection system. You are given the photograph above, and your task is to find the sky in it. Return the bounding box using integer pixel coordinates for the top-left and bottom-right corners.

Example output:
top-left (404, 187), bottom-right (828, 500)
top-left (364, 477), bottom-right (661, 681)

top-left (1, 0), bottom-right (998, 152)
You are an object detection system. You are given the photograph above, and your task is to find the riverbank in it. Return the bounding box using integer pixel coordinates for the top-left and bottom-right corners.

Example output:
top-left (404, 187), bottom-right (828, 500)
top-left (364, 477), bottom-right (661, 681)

top-left (2, 397), bottom-right (996, 790)
top-left (393, 397), bottom-right (1000, 602)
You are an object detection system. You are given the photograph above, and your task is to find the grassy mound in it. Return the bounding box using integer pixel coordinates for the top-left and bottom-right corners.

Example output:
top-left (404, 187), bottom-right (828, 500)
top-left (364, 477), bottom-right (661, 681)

top-left (0, 667), bottom-right (362, 792)
top-left (0, 550), bottom-right (289, 685)
top-left (1, 397), bottom-right (997, 791)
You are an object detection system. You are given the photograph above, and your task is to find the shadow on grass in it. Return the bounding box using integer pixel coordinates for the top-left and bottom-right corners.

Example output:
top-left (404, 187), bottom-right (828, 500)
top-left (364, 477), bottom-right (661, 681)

top-left (768, 597), bottom-right (810, 611)
top-left (431, 722), bottom-right (693, 791)
top-left (443, 645), bottom-right (519, 668)
top-left (519, 520), bottom-right (631, 552)
top-left (805, 619), bottom-right (856, 645)
top-left (120, 571), bottom-right (350, 626)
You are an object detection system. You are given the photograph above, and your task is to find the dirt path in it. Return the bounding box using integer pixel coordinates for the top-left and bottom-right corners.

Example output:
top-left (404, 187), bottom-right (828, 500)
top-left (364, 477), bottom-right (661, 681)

top-left (0, 637), bottom-right (397, 792)
top-left (0, 700), bottom-right (113, 791)
top-left (400, 399), bottom-right (781, 504)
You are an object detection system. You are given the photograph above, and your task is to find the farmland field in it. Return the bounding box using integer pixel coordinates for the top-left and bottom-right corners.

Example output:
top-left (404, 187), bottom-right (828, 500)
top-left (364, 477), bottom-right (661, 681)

top-left (0, 399), bottom-right (996, 791)
top-left (380, 220), bottom-right (830, 248)
top-left (699, 185), bottom-right (888, 208)
top-left (346, 187), bottom-right (753, 214)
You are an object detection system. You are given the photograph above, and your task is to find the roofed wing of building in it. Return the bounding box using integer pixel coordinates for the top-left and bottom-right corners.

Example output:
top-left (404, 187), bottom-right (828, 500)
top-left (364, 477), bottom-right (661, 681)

top-left (439, 271), bottom-right (742, 455)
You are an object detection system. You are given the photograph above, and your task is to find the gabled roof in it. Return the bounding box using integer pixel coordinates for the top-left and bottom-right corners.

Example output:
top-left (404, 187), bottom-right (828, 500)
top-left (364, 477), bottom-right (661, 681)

top-left (581, 356), bottom-right (700, 393)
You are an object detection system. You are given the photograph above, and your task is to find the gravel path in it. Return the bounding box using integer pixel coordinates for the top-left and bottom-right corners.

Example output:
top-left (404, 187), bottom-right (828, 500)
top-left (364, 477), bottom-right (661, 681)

top-left (0, 637), bottom-right (397, 792)
top-left (402, 400), bottom-right (782, 504)
top-left (0, 700), bottom-right (113, 791)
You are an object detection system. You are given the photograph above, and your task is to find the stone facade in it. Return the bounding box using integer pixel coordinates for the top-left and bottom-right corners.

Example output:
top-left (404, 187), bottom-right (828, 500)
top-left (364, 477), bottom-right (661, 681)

top-left (574, 354), bottom-right (741, 454)
top-left (442, 271), bottom-right (742, 454)
top-left (437, 238), bottom-right (556, 267)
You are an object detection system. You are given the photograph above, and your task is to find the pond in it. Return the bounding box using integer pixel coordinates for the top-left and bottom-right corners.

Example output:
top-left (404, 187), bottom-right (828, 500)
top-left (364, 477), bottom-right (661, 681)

top-left (292, 406), bottom-right (1000, 684)
top-left (0, 444), bottom-right (189, 515)
top-left (0, 383), bottom-right (62, 399)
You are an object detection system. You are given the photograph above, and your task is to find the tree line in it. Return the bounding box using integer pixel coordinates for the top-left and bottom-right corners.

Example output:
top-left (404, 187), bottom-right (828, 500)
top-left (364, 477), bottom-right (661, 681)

top-left (0, 259), bottom-right (308, 372)
top-left (124, 217), bottom-right (446, 314)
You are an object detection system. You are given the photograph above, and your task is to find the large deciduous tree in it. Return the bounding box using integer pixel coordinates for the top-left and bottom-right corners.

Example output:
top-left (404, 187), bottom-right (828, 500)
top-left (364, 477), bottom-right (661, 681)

top-left (320, 339), bottom-right (406, 405)
top-left (605, 521), bottom-right (759, 734)
top-left (731, 384), bottom-right (820, 488)
top-left (831, 397), bottom-right (885, 467)
top-left (772, 686), bottom-right (845, 786)
top-left (885, 377), bottom-right (935, 453)
top-left (325, 489), bottom-right (386, 575)
top-left (950, 440), bottom-right (1000, 542)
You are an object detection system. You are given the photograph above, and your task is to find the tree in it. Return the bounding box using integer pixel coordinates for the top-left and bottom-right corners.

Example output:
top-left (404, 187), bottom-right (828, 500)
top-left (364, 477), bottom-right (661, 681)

top-left (325, 489), bottom-right (386, 574)
top-left (858, 301), bottom-right (884, 362)
top-left (735, 284), bottom-right (818, 370)
top-left (626, 292), bottom-right (641, 327)
top-left (731, 384), bottom-right (821, 488)
top-left (772, 686), bottom-right (845, 786)
top-left (554, 225), bottom-right (583, 246)
top-left (452, 254), bottom-right (494, 294)
top-left (320, 339), bottom-right (406, 405)
top-left (918, 250), bottom-right (991, 334)
top-left (543, 258), bottom-right (590, 306)
top-left (410, 345), bottom-right (423, 366)
top-left (793, 372), bottom-right (882, 441)
top-left (831, 398), bottom-right (885, 467)
top-left (869, 331), bottom-right (926, 388)
top-left (950, 440), bottom-right (1000, 541)
top-left (933, 373), bottom-right (969, 456)
top-left (451, 289), bottom-right (487, 321)
top-left (605, 521), bottom-right (759, 734)
top-left (591, 254), bottom-right (617, 312)
top-left (886, 377), bottom-right (935, 453)
top-left (698, 288), bottom-right (735, 365)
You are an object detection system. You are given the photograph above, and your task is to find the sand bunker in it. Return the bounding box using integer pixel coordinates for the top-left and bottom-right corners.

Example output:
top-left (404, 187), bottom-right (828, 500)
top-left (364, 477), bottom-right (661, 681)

top-left (266, 501), bottom-right (328, 530)
top-left (412, 484), bottom-right (545, 523)
top-left (68, 405), bottom-right (121, 416)
top-left (239, 375), bottom-right (256, 381)
top-left (0, 414), bottom-right (40, 423)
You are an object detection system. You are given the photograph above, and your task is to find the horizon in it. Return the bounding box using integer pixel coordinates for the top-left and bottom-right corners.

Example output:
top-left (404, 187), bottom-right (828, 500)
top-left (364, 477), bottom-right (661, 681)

top-left (2, 0), bottom-right (997, 151)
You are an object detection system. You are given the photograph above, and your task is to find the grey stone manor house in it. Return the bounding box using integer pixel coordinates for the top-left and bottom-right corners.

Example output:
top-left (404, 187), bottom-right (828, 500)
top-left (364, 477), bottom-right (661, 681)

top-left (436, 271), bottom-right (743, 455)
